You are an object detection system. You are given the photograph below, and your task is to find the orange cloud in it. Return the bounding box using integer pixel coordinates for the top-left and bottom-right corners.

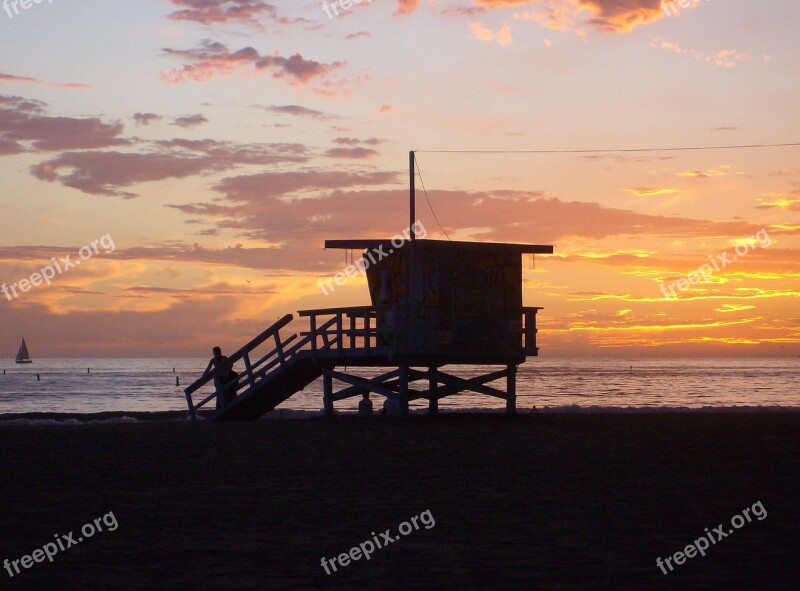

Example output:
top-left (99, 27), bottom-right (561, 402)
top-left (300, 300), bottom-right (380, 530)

top-left (488, 0), bottom-right (665, 33)
top-left (716, 304), bottom-right (756, 313)
top-left (676, 165), bottom-right (741, 178)
top-left (756, 192), bottom-right (800, 211)
top-left (470, 22), bottom-right (514, 46)
top-left (623, 187), bottom-right (679, 197)
top-left (395, 0), bottom-right (420, 16)
top-left (650, 37), bottom-right (748, 67)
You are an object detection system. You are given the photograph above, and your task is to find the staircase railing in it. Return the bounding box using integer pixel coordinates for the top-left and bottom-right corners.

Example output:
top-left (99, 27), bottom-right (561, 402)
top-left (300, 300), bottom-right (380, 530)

top-left (184, 314), bottom-right (297, 421)
top-left (300, 304), bottom-right (542, 356)
top-left (298, 306), bottom-right (381, 354)
top-left (183, 311), bottom-right (350, 420)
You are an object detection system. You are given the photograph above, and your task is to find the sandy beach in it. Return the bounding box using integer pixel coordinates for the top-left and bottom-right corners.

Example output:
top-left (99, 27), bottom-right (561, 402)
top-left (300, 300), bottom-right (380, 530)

top-left (1, 413), bottom-right (798, 590)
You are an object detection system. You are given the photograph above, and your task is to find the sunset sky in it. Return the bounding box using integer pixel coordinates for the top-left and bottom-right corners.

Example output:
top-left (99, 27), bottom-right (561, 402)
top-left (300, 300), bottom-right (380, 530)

top-left (1, 0), bottom-right (798, 357)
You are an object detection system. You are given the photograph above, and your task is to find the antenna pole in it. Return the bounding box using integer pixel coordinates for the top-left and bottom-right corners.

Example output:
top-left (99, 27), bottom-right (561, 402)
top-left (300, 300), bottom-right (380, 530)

top-left (409, 150), bottom-right (416, 240)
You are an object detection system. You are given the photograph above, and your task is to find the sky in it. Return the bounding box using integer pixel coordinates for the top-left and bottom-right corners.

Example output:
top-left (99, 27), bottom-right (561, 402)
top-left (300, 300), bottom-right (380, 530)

top-left (0, 0), bottom-right (798, 358)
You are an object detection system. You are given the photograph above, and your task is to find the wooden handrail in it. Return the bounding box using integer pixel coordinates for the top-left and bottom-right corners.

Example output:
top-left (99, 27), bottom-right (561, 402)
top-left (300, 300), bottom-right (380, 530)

top-left (184, 314), bottom-right (294, 398)
top-left (184, 314), bottom-right (296, 419)
top-left (522, 306), bottom-right (542, 354)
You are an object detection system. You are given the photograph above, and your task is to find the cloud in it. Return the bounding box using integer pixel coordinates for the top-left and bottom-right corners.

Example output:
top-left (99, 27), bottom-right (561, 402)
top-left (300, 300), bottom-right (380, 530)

top-left (0, 137), bottom-right (24, 155)
top-left (332, 137), bottom-right (384, 146)
top-left (395, 0), bottom-right (420, 16)
top-left (30, 151), bottom-right (222, 199)
top-left (675, 165), bottom-right (741, 179)
top-left (0, 95), bottom-right (128, 153)
top-left (172, 114), bottom-right (209, 128)
top-left (756, 192), bottom-right (800, 211)
top-left (470, 21), bottom-right (513, 45)
top-left (133, 113), bottom-right (162, 126)
top-left (30, 140), bottom-right (308, 198)
top-left (167, 172), bottom-right (775, 273)
top-left (470, 21), bottom-right (492, 40)
top-left (650, 37), bottom-right (748, 67)
top-left (0, 72), bottom-right (92, 89)
top-left (716, 304), bottom-right (756, 313)
top-left (167, 0), bottom-right (312, 29)
top-left (768, 168), bottom-right (800, 177)
top-left (256, 104), bottom-right (336, 119)
top-left (346, 31), bottom-right (371, 40)
top-left (442, 6), bottom-right (488, 17)
top-left (169, 169), bottom-right (402, 247)
top-left (576, 0), bottom-right (665, 32)
top-left (497, 0), bottom-right (666, 34)
top-left (325, 147), bottom-right (378, 159)
top-left (122, 285), bottom-right (274, 296)
top-left (623, 187), bottom-right (678, 196)
top-left (160, 40), bottom-right (346, 91)
top-left (167, 0), bottom-right (277, 26)
top-left (379, 104), bottom-right (395, 113)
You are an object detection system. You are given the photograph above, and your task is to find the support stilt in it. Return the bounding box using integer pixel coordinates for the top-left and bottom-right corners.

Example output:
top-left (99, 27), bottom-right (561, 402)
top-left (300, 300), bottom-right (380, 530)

top-left (428, 366), bottom-right (438, 415)
top-left (399, 365), bottom-right (410, 416)
top-left (323, 368), bottom-right (334, 417)
top-left (506, 364), bottom-right (517, 415)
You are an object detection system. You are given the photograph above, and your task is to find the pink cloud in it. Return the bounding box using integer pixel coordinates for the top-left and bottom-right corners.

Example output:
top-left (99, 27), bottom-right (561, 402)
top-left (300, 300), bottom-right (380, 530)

top-left (133, 113), bottom-right (162, 126)
top-left (256, 104), bottom-right (337, 119)
top-left (161, 40), bottom-right (346, 92)
top-left (395, 0), bottom-right (420, 16)
top-left (168, 0), bottom-right (277, 26)
top-left (0, 95), bottom-right (128, 153)
top-left (0, 72), bottom-right (92, 89)
top-left (325, 147), bottom-right (378, 159)
top-left (30, 140), bottom-right (308, 198)
top-left (172, 114), bottom-right (209, 128)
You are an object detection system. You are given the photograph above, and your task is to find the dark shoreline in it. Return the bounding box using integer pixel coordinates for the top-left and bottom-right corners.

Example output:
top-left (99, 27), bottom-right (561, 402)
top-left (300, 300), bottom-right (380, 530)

top-left (0, 410), bottom-right (189, 423)
top-left (1, 413), bottom-right (798, 590)
top-left (2, 406), bottom-right (800, 426)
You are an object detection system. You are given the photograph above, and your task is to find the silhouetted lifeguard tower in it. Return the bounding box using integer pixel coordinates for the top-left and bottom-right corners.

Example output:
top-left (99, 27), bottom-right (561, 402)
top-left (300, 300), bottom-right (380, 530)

top-left (184, 152), bottom-right (554, 421)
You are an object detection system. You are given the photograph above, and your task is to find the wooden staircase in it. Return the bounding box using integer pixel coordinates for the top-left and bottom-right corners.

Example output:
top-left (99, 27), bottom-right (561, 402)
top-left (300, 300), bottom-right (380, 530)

top-left (183, 308), bottom-right (382, 422)
top-left (183, 314), bottom-right (321, 422)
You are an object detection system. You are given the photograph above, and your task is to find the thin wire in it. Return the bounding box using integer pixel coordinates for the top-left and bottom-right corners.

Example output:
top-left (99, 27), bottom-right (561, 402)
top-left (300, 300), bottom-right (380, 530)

top-left (416, 142), bottom-right (800, 155)
top-left (410, 141), bottom-right (800, 243)
top-left (414, 155), bottom-right (451, 241)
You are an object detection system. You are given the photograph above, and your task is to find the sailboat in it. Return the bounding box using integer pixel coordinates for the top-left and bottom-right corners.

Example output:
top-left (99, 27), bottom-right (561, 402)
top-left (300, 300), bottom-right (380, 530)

top-left (15, 338), bottom-right (32, 364)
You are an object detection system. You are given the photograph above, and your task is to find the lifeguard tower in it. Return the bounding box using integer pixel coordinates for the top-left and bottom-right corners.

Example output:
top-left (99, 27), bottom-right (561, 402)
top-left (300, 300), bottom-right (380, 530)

top-left (184, 153), bottom-right (554, 421)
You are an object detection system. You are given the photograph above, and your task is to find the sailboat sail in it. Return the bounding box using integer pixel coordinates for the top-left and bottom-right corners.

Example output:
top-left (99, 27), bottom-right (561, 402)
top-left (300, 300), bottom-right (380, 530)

top-left (15, 338), bottom-right (32, 364)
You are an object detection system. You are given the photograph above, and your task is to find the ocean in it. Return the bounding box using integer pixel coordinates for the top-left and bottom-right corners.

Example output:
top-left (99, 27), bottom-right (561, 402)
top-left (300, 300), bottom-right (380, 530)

top-left (0, 358), bottom-right (800, 419)
top-left (0, 357), bottom-right (798, 421)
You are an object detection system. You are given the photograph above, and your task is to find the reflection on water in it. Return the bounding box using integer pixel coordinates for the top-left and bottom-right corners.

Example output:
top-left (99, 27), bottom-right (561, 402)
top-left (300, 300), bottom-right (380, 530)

top-left (0, 357), bottom-right (798, 415)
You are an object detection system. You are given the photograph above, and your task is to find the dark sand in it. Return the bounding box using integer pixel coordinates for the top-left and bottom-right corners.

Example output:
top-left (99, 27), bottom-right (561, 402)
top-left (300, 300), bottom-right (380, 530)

top-left (1, 414), bottom-right (798, 590)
